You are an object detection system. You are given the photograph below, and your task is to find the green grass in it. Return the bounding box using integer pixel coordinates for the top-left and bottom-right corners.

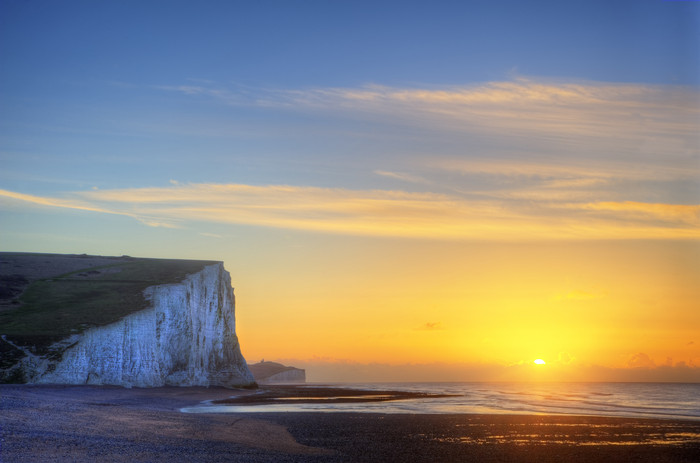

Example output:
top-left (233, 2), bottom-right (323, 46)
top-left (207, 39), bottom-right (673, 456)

top-left (0, 257), bottom-right (218, 348)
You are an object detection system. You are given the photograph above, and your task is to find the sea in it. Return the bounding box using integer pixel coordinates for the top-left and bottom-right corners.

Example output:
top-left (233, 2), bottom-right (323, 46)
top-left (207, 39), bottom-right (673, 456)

top-left (182, 382), bottom-right (700, 421)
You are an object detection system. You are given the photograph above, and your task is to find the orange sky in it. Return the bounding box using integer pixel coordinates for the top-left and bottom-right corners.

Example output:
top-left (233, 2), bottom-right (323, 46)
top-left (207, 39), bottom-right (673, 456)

top-left (2, 2), bottom-right (699, 382)
top-left (2, 79), bottom-right (698, 381)
top-left (228, 234), bottom-right (699, 382)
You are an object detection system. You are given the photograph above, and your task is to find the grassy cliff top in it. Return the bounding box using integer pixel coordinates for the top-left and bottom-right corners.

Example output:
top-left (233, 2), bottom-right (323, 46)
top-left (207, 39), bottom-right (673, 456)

top-left (0, 253), bottom-right (219, 347)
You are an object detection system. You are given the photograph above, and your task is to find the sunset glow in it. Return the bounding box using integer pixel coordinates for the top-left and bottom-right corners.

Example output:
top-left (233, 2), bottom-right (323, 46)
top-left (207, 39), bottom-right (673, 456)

top-left (1, 1), bottom-right (698, 383)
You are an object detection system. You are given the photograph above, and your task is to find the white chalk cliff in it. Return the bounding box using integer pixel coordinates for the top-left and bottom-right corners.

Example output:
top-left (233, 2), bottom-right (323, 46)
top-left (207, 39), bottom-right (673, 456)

top-left (21, 263), bottom-right (254, 388)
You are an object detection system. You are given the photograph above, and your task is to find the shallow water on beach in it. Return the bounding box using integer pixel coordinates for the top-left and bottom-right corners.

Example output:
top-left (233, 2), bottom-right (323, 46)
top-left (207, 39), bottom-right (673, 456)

top-left (183, 382), bottom-right (700, 421)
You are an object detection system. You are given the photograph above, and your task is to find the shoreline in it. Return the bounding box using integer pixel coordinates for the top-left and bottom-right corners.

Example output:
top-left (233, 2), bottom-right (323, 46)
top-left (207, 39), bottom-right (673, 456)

top-left (187, 383), bottom-right (700, 422)
top-left (2, 384), bottom-right (700, 462)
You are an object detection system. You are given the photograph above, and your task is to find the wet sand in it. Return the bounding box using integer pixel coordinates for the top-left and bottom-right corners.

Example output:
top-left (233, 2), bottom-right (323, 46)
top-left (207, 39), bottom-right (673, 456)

top-left (212, 384), bottom-right (458, 405)
top-left (2, 384), bottom-right (699, 462)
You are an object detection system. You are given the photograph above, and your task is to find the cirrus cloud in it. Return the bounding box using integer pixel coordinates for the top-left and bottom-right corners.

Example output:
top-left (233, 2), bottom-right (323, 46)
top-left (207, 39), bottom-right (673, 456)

top-left (2, 183), bottom-right (698, 240)
top-left (160, 78), bottom-right (699, 154)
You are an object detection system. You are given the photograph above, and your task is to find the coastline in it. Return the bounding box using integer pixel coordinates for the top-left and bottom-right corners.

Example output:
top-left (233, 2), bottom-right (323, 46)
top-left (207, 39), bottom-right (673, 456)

top-left (2, 384), bottom-right (699, 462)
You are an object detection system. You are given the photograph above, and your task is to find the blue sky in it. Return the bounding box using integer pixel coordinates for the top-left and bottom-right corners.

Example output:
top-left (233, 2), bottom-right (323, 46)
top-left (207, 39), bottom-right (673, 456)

top-left (2, 0), bottom-right (698, 256)
top-left (2, 0), bottom-right (697, 88)
top-left (1, 1), bottom-right (699, 379)
top-left (1, 0), bottom-right (697, 197)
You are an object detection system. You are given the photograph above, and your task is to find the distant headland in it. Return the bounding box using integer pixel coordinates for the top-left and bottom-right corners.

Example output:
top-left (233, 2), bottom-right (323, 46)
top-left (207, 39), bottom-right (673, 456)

top-left (248, 360), bottom-right (306, 384)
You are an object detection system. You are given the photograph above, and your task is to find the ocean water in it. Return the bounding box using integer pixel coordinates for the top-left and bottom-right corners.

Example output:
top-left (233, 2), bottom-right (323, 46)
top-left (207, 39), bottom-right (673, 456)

top-left (183, 382), bottom-right (700, 420)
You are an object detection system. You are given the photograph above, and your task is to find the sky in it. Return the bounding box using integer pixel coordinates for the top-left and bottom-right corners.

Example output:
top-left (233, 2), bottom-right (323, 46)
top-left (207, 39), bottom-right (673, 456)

top-left (1, 0), bottom-right (699, 382)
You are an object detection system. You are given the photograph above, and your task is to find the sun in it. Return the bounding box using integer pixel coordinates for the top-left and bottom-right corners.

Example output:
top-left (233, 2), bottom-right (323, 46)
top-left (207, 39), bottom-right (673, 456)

top-left (533, 359), bottom-right (546, 365)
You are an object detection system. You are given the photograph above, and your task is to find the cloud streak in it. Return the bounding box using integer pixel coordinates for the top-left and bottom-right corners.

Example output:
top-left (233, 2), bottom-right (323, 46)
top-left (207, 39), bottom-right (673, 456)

top-left (5, 78), bottom-right (697, 241)
top-left (160, 78), bottom-right (699, 155)
top-left (373, 170), bottom-right (429, 184)
top-left (0, 188), bottom-right (178, 228)
top-left (2, 183), bottom-right (698, 240)
top-left (292, 79), bottom-right (699, 141)
top-left (156, 78), bottom-right (699, 203)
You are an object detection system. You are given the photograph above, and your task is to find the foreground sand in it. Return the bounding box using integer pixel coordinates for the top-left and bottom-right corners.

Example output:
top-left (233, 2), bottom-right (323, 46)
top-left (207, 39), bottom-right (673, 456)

top-left (2, 385), bottom-right (699, 462)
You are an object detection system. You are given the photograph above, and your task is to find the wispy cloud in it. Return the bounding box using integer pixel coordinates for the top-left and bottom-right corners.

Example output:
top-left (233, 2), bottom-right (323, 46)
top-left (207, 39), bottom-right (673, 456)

top-left (578, 201), bottom-right (700, 227)
top-left (199, 232), bottom-right (223, 239)
top-left (5, 78), bottom-right (697, 241)
top-left (157, 77), bottom-right (699, 139)
top-left (0, 189), bottom-right (118, 216)
top-left (185, 78), bottom-right (698, 150)
top-left (2, 183), bottom-right (698, 240)
top-left (373, 170), bottom-right (429, 184)
top-left (430, 158), bottom-right (699, 183)
top-left (154, 84), bottom-right (238, 101)
top-left (0, 188), bottom-right (178, 228)
top-left (155, 78), bottom-right (699, 199)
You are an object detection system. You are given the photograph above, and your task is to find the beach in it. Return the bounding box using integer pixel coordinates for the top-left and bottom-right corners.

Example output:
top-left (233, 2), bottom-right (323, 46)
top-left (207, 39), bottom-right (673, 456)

top-left (2, 384), bottom-right (699, 462)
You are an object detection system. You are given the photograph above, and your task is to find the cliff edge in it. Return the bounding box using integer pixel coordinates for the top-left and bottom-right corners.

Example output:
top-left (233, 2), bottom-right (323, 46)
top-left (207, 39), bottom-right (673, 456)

top-left (0, 253), bottom-right (255, 388)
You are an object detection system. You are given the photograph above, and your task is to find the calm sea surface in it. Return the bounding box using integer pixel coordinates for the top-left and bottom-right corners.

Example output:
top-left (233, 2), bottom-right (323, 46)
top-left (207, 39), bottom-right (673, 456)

top-left (183, 382), bottom-right (700, 420)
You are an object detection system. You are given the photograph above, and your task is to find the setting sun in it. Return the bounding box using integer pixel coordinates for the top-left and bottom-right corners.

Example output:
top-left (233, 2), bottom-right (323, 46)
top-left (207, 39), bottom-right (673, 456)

top-left (534, 359), bottom-right (546, 365)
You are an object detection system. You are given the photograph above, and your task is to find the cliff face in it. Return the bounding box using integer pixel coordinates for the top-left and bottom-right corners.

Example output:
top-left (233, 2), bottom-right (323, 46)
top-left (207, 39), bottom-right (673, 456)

top-left (13, 263), bottom-right (254, 388)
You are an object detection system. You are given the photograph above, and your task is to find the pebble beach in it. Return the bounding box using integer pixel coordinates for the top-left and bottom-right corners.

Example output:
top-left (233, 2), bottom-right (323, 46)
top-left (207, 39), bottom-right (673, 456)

top-left (2, 384), bottom-right (699, 462)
